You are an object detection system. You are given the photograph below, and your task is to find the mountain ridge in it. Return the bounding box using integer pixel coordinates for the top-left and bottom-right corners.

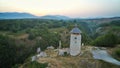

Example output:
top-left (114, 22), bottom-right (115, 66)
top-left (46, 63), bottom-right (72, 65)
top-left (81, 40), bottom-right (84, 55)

top-left (0, 12), bottom-right (37, 19)
top-left (0, 12), bottom-right (120, 20)
top-left (0, 12), bottom-right (70, 20)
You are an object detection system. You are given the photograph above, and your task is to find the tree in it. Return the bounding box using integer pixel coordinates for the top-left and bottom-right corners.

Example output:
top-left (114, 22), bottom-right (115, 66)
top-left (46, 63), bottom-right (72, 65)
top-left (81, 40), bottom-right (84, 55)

top-left (0, 34), bottom-right (16, 68)
top-left (114, 48), bottom-right (120, 57)
top-left (28, 32), bottom-right (36, 40)
top-left (91, 33), bottom-right (118, 47)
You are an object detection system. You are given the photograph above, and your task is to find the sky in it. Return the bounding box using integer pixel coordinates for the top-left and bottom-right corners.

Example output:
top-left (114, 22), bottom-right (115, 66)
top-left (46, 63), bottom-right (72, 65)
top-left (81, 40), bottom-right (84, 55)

top-left (0, 0), bottom-right (120, 18)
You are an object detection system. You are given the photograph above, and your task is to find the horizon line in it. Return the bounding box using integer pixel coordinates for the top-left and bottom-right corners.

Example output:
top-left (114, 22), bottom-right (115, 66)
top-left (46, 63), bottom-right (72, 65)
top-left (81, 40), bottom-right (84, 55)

top-left (0, 11), bottom-right (120, 19)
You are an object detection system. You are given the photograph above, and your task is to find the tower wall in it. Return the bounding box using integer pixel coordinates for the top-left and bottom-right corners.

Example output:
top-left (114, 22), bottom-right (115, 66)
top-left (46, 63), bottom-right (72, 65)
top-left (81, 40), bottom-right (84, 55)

top-left (70, 34), bottom-right (81, 56)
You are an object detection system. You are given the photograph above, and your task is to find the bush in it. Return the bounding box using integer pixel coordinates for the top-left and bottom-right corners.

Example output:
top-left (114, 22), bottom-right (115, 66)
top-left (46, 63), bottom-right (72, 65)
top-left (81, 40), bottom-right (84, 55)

top-left (28, 33), bottom-right (36, 40)
top-left (115, 48), bottom-right (120, 57)
top-left (91, 33), bottom-right (118, 47)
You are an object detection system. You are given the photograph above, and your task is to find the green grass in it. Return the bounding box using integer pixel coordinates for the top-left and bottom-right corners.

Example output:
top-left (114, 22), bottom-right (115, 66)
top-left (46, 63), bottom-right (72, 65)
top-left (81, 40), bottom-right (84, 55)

top-left (23, 61), bottom-right (48, 68)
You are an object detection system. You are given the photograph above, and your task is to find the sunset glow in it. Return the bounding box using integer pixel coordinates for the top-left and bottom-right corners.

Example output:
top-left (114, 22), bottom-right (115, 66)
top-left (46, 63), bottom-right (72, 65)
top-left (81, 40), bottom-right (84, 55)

top-left (0, 0), bottom-right (120, 18)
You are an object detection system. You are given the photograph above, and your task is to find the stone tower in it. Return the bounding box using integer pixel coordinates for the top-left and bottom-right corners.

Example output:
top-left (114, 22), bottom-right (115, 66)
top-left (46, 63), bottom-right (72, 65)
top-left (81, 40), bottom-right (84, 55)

top-left (70, 25), bottom-right (82, 56)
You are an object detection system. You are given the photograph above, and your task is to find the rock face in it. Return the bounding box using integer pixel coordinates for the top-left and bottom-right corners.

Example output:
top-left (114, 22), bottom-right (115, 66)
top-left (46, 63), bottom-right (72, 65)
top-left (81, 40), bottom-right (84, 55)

top-left (70, 26), bottom-right (82, 56)
top-left (37, 52), bottom-right (47, 57)
top-left (92, 48), bottom-right (120, 66)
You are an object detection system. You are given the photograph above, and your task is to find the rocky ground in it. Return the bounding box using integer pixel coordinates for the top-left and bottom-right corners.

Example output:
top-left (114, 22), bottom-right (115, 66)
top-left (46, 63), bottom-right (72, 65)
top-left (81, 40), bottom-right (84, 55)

top-left (36, 46), bottom-right (120, 68)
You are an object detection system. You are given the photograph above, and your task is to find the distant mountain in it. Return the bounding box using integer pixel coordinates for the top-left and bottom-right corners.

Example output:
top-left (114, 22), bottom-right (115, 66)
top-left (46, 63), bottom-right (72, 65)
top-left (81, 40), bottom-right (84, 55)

top-left (0, 12), bottom-right (37, 19)
top-left (0, 12), bottom-right (119, 20)
top-left (0, 12), bottom-right (70, 20)
top-left (40, 15), bottom-right (70, 20)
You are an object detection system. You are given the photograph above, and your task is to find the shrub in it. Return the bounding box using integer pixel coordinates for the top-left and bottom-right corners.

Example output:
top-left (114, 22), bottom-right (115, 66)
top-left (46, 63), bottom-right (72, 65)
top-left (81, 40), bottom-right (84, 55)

top-left (91, 33), bottom-right (118, 47)
top-left (28, 33), bottom-right (36, 40)
top-left (115, 48), bottom-right (120, 57)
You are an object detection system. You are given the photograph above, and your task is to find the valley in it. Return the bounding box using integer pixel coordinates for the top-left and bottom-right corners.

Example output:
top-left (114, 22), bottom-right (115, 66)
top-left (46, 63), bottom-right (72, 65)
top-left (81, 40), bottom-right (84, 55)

top-left (0, 18), bottom-right (120, 68)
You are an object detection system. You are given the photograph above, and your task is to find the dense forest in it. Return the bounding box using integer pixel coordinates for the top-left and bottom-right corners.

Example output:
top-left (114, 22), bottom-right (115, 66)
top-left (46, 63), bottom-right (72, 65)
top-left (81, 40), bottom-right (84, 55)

top-left (0, 19), bottom-right (120, 68)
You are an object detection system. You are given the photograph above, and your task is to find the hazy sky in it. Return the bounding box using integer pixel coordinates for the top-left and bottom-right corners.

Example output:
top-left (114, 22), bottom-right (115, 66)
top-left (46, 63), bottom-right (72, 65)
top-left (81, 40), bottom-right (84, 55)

top-left (0, 0), bottom-right (120, 18)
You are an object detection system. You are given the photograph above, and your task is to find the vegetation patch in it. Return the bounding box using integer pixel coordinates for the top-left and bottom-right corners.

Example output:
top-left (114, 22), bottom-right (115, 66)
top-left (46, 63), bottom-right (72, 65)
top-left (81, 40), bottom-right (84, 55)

top-left (22, 61), bottom-right (48, 68)
top-left (91, 33), bottom-right (118, 47)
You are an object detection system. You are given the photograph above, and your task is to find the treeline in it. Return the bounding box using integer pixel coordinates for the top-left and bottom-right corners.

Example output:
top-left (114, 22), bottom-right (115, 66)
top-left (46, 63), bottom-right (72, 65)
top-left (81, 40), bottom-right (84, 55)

top-left (0, 19), bottom-right (65, 32)
top-left (0, 19), bottom-right (91, 34)
top-left (100, 20), bottom-right (120, 27)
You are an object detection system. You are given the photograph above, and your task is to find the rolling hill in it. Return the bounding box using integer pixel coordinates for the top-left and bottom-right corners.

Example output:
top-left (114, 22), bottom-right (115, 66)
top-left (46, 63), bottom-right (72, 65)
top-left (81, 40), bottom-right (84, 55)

top-left (0, 12), bottom-right (37, 19)
top-left (0, 12), bottom-right (70, 20)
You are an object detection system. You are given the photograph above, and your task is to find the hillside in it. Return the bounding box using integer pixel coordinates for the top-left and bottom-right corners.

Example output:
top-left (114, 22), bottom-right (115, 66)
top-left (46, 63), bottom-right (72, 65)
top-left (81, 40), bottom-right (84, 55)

top-left (0, 18), bottom-right (120, 68)
top-left (20, 46), bottom-right (120, 68)
top-left (0, 12), bottom-right (37, 19)
top-left (40, 15), bottom-right (70, 20)
top-left (93, 20), bottom-right (120, 39)
top-left (0, 12), bottom-right (70, 20)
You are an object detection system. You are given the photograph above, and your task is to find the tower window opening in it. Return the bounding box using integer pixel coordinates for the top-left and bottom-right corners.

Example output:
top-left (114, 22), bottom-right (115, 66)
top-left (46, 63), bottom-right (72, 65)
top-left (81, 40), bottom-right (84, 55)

top-left (74, 37), bottom-right (77, 39)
